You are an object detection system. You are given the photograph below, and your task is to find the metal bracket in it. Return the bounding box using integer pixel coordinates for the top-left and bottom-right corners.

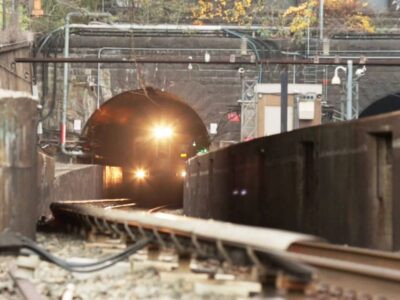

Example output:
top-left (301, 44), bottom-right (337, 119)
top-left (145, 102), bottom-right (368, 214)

top-left (102, 218), bottom-right (112, 233)
top-left (138, 226), bottom-right (149, 239)
top-left (110, 222), bottom-right (124, 237)
top-left (93, 217), bottom-right (105, 232)
top-left (216, 240), bottom-right (232, 264)
top-left (170, 233), bottom-right (185, 254)
top-left (246, 246), bottom-right (265, 271)
top-left (359, 55), bottom-right (367, 64)
top-left (191, 234), bottom-right (206, 257)
top-left (153, 228), bottom-right (167, 249)
top-left (83, 215), bottom-right (94, 229)
top-left (124, 222), bottom-right (136, 241)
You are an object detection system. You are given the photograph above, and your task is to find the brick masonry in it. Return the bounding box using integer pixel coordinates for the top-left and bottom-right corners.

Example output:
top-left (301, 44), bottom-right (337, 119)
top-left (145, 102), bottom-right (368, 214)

top-left (37, 35), bottom-right (400, 146)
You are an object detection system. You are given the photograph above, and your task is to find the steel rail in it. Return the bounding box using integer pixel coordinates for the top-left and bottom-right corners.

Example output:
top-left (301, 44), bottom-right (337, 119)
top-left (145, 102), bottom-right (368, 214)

top-left (15, 57), bottom-right (400, 66)
top-left (51, 200), bottom-right (400, 298)
top-left (51, 201), bottom-right (317, 292)
top-left (285, 252), bottom-right (400, 298)
top-left (290, 241), bottom-right (400, 270)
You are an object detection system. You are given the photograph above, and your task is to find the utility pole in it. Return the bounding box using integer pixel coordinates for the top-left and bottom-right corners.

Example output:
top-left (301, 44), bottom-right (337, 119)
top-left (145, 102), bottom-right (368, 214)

top-left (11, 0), bottom-right (19, 29)
top-left (2, 0), bottom-right (6, 30)
top-left (346, 60), bottom-right (353, 120)
top-left (319, 0), bottom-right (324, 41)
top-left (281, 66), bottom-right (288, 133)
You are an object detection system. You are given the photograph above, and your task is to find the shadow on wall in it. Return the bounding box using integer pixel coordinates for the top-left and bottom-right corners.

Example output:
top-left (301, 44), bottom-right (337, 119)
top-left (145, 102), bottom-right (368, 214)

top-left (360, 93), bottom-right (400, 118)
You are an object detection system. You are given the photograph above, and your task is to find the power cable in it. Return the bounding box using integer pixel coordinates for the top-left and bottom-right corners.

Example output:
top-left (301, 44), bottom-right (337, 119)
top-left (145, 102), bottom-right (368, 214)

top-left (39, 31), bottom-right (62, 122)
top-left (0, 232), bottom-right (152, 273)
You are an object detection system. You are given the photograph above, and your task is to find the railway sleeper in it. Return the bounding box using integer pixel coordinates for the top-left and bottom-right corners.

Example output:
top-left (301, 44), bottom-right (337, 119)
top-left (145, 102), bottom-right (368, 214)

top-left (52, 207), bottom-right (314, 295)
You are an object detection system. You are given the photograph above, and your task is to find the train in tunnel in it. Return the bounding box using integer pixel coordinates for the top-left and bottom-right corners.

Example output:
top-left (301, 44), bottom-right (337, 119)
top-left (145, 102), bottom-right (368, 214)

top-left (80, 87), bottom-right (210, 208)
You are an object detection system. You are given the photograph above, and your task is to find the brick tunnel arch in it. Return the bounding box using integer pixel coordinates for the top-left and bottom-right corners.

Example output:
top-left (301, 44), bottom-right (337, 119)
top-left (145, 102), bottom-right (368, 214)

top-left (359, 93), bottom-right (400, 118)
top-left (80, 87), bottom-right (210, 207)
top-left (81, 87), bottom-right (210, 166)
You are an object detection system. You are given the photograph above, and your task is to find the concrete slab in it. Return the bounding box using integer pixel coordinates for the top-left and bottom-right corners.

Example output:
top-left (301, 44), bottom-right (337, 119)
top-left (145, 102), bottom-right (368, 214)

top-left (54, 162), bottom-right (104, 202)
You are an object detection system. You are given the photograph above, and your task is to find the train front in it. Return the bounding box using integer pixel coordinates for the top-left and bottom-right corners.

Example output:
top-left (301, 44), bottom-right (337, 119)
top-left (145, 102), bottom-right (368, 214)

top-left (80, 88), bottom-right (209, 208)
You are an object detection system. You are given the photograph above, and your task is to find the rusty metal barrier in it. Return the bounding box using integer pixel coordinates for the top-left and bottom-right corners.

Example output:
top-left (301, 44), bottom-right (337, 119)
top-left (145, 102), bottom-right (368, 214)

top-left (184, 111), bottom-right (400, 251)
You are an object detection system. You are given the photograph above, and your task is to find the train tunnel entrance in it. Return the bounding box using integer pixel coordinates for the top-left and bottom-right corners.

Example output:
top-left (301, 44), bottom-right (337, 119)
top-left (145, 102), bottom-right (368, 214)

top-left (81, 87), bottom-right (210, 208)
top-left (359, 93), bottom-right (400, 118)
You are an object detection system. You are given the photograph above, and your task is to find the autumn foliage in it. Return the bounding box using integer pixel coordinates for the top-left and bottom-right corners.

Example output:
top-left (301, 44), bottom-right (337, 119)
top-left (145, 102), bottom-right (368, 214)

top-left (31, 0), bottom-right (376, 39)
top-left (283, 0), bottom-right (375, 38)
top-left (192, 0), bottom-right (254, 25)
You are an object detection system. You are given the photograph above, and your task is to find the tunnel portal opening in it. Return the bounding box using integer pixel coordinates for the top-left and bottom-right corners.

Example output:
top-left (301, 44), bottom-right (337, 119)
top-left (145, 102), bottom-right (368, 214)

top-left (360, 93), bottom-right (400, 118)
top-left (81, 87), bottom-right (210, 208)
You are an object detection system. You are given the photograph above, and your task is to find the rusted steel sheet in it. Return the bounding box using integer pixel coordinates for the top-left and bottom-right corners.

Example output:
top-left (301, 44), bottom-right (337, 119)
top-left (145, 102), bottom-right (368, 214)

top-left (0, 43), bottom-right (32, 93)
top-left (0, 92), bottom-right (38, 239)
top-left (184, 111), bottom-right (400, 251)
top-left (37, 150), bottom-right (54, 219)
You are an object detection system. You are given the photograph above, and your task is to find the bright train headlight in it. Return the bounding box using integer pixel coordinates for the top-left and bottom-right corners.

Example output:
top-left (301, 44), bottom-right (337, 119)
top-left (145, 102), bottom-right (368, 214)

top-left (152, 125), bottom-right (173, 139)
top-left (134, 168), bottom-right (148, 180)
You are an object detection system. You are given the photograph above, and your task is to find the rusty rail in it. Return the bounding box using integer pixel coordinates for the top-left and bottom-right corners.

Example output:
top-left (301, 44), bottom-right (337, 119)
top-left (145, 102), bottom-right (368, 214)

top-left (51, 201), bottom-right (318, 293)
top-left (51, 200), bottom-right (400, 299)
top-left (290, 241), bottom-right (400, 270)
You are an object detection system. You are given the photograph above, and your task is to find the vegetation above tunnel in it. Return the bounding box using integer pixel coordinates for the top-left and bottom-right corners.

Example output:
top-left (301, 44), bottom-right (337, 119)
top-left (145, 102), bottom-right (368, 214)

top-left (4, 0), bottom-right (378, 43)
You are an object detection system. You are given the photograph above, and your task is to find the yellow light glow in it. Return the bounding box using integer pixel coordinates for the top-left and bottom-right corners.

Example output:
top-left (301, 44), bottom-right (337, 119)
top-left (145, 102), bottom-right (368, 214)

top-left (104, 166), bottom-right (123, 188)
top-left (180, 153), bottom-right (188, 158)
top-left (152, 125), bottom-right (173, 139)
top-left (134, 168), bottom-right (148, 180)
top-left (180, 170), bottom-right (187, 178)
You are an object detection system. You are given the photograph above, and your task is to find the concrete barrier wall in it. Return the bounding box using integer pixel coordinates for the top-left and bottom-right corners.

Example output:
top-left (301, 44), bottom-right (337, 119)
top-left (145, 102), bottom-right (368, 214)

top-left (54, 163), bottom-right (104, 203)
top-left (36, 160), bottom-right (106, 220)
top-left (0, 92), bottom-right (38, 239)
top-left (184, 111), bottom-right (400, 251)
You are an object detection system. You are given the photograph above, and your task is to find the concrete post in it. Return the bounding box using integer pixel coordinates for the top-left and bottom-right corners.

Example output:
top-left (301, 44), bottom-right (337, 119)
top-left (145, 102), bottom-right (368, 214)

top-left (319, 0), bottom-right (324, 41)
top-left (0, 92), bottom-right (38, 239)
top-left (346, 60), bottom-right (353, 120)
top-left (281, 66), bottom-right (288, 133)
top-left (2, 0), bottom-right (6, 30)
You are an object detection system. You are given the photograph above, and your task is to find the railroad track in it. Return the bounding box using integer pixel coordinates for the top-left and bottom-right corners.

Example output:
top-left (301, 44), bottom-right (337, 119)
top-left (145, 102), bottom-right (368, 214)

top-left (291, 241), bottom-right (400, 270)
top-left (50, 199), bottom-right (400, 299)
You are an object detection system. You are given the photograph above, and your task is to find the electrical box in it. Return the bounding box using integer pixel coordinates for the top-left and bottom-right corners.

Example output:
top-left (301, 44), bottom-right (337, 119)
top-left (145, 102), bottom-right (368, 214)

top-left (301, 93), bottom-right (317, 101)
top-left (210, 123), bottom-right (218, 134)
top-left (299, 102), bottom-right (315, 120)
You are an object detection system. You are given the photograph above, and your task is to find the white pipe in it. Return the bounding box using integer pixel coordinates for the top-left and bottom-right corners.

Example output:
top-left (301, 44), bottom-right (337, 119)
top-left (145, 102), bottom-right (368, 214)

top-left (61, 12), bottom-right (111, 156)
top-left (319, 0), bottom-right (324, 41)
top-left (346, 60), bottom-right (353, 120)
top-left (312, 54), bottom-right (400, 60)
top-left (68, 23), bottom-right (277, 31)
